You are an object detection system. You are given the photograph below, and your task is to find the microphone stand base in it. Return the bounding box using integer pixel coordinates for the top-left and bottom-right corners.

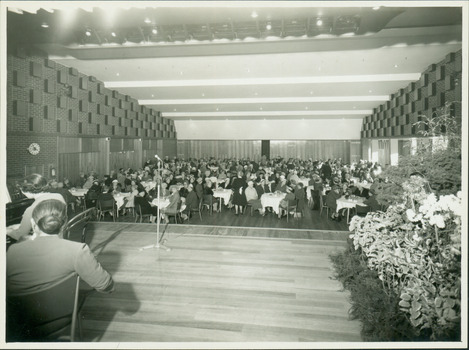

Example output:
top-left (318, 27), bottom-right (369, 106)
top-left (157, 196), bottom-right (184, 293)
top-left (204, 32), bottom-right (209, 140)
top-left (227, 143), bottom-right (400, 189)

top-left (139, 243), bottom-right (171, 252)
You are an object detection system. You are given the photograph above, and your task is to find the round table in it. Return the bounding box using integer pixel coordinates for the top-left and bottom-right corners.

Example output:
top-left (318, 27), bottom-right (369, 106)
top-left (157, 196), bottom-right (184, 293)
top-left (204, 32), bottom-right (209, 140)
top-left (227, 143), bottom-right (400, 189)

top-left (69, 188), bottom-right (88, 197)
top-left (113, 193), bottom-right (132, 210)
top-left (213, 189), bottom-right (233, 211)
top-left (336, 196), bottom-right (366, 223)
top-left (141, 181), bottom-right (157, 192)
top-left (260, 192), bottom-right (286, 214)
top-left (151, 197), bottom-right (170, 210)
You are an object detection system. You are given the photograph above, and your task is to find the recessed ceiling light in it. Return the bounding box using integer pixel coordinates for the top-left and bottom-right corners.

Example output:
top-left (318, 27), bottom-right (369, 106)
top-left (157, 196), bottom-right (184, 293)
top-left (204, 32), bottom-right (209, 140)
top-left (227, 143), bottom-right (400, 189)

top-left (116, 72), bottom-right (120, 76)
top-left (111, 32), bottom-right (116, 37)
top-left (316, 19), bottom-right (323, 26)
top-left (372, 6), bottom-right (380, 10)
top-left (152, 28), bottom-right (157, 34)
top-left (266, 23), bottom-right (272, 30)
top-left (144, 18), bottom-right (151, 24)
top-left (251, 11), bottom-right (258, 18)
top-left (85, 30), bottom-right (91, 36)
top-left (394, 64), bottom-right (398, 68)
top-left (41, 23), bottom-right (49, 28)
top-left (151, 94), bottom-right (154, 97)
top-left (260, 107), bottom-right (263, 110)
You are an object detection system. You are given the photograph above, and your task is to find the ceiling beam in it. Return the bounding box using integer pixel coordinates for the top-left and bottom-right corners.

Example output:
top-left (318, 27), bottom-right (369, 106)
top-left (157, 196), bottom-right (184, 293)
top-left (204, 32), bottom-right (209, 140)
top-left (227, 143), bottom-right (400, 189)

top-left (105, 73), bottom-right (421, 88)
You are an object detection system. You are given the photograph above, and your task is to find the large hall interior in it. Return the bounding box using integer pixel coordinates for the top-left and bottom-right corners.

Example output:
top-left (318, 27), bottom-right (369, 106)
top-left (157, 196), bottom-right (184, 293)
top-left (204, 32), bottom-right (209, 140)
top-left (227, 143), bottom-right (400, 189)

top-left (1, 1), bottom-right (467, 347)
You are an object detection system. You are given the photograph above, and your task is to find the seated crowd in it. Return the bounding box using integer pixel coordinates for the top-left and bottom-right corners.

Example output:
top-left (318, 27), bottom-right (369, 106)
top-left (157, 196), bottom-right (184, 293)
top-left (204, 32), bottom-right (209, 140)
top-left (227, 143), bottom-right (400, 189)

top-left (14, 155), bottom-right (385, 227)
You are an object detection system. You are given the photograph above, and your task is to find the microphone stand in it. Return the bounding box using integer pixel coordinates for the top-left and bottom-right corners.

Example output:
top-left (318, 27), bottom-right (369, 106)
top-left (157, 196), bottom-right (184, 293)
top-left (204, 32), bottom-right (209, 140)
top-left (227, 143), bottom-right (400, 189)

top-left (139, 158), bottom-right (171, 252)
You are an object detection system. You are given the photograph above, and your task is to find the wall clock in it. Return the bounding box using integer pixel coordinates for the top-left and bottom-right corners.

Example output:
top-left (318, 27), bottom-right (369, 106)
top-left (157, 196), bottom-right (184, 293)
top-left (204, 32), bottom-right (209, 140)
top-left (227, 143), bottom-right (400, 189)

top-left (28, 143), bottom-right (41, 155)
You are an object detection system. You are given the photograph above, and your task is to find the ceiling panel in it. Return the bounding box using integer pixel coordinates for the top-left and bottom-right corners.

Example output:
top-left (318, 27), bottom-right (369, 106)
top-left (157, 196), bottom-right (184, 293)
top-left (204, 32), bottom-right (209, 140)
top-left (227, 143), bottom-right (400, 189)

top-left (7, 3), bottom-right (463, 121)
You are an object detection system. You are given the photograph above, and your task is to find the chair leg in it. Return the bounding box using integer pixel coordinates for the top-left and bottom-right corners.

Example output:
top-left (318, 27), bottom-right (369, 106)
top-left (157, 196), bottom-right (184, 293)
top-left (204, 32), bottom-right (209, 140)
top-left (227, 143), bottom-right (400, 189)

top-left (77, 312), bottom-right (83, 341)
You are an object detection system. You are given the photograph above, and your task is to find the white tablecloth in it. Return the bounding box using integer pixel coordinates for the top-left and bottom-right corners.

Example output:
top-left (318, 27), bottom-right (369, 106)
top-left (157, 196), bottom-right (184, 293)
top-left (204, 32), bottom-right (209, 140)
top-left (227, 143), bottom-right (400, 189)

top-left (141, 181), bottom-right (157, 192)
top-left (336, 196), bottom-right (366, 213)
top-left (357, 182), bottom-right (372, 190)
top-left (213, 189), bottom-right (232, 205)
top-left (113, 193), bottom-right (132, 209)
top-left (151, 197), bottom-right (170, 210)
top-left (70, 189), bottom-right (88, 197)
top-left (260, 192), bottom-right (286, 214)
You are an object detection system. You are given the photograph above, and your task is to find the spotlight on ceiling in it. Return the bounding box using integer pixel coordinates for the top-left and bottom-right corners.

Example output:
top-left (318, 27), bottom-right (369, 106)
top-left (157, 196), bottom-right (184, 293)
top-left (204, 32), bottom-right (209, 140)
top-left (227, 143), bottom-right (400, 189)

top-left (111, 31), bottom-right (116, 37)
top-left (41, 23), bottom-right (49, 28)
top-left (152, 28), bottom-right (158, 34)
top-left (316, 19), bottom-right (323, 26)
top-left (251, 11), bottom-right (258, 18)
top-left (85, 30), bottom-right (91, 36)
top-left (266, 23), bottom-right (272, 30)
top-left (144, 17), bottom-right (152, 24)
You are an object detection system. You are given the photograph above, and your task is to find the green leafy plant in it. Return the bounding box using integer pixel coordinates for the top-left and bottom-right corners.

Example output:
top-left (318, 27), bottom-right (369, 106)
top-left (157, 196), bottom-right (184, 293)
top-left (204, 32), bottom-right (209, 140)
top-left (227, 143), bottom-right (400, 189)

top-left (373, 102), bottom-right (461, 207)
top-left (348, 190), bottom-right (462, 340)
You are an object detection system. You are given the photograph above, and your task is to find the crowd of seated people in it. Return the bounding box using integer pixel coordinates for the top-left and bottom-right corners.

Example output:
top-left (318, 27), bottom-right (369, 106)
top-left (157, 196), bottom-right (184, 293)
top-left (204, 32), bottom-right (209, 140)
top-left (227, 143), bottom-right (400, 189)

top-left (13, 156), bottom-right (383, 227)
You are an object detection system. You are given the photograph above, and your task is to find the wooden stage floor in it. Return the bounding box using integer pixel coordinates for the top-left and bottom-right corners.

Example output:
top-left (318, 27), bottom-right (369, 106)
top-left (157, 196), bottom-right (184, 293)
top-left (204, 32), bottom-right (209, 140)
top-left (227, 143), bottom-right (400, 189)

top-left (77, 222), bottom-right (362, 344)
top-left (112, 203), bottom-right (350, 232)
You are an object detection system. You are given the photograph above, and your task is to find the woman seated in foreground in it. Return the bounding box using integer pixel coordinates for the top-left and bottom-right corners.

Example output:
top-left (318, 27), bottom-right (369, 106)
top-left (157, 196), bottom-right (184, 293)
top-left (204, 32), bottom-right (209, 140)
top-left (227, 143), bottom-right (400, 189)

top-left (8, 174), bottom-right (66, 242)
top-left (7, 199), bottom-right (114, 296)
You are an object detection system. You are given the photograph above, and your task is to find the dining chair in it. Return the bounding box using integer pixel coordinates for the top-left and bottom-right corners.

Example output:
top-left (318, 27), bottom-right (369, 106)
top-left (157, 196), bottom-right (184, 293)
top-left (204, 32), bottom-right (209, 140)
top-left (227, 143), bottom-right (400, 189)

top-left (84, 190), bottom-right (99, 210)
top-left (286, 201), bottom-right (298, 223)
top-left (166, 201), bottom-right (182, 224)
top-left (319, 195), bottom-right (330, 219)
top-left (134, 200), bottom-right (153, 223)
top-left (244, 202), bottom-right (254, 216)
top-left (189, 199), bottom-right (203, 222)
top-left (6, 273), bottom-right (93, 342)
top-left (96, 197), bottom-right (116, 222)
top-left (202, 195), bottom-right (213, 215)
top-left (63, 208), bottom-right (97, 243)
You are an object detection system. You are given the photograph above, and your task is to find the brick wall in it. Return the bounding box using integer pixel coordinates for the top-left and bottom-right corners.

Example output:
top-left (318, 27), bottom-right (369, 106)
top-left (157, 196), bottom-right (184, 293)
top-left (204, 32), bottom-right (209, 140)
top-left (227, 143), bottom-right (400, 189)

top-left (7, 48), bottom-right (177, 178)
top-left (361, 49), bottom-right (462, 139)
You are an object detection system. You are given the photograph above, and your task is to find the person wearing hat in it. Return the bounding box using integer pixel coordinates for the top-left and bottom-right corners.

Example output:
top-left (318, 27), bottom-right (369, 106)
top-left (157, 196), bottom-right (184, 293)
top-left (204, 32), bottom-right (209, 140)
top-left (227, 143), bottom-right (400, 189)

top-left (195, 177), bottom-right (204, 202)
top-left (181, 184), bottom-right (198, 220)
top-left (275, 174), bottom-right (288, 193)
top-left (278, 186), bottom-right (296, 218)
top-left (245, 180), bottom-right (263, 215)
top-left (82, 175), bottom-right (95, 190)
top-left (325, 185), bottom-right (343, 220)
top-left (363, 188), bottom-right (381, 212)
top-left (231, 171), bottom-right (247, 215)
top-left (110, 179), bottom-right (121, 195)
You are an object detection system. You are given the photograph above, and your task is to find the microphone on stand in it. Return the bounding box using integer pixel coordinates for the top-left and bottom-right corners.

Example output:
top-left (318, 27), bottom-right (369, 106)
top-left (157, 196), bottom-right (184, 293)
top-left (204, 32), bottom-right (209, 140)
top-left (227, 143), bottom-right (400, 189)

top-left (154, 154), bottom-right (162, 161)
